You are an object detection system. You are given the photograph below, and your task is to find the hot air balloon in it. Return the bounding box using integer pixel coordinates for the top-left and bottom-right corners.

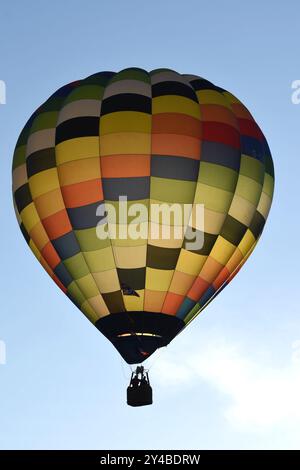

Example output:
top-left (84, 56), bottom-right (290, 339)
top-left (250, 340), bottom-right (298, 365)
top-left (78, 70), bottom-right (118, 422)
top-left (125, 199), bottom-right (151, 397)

top-left (12, 68), bottom-right (274, 406)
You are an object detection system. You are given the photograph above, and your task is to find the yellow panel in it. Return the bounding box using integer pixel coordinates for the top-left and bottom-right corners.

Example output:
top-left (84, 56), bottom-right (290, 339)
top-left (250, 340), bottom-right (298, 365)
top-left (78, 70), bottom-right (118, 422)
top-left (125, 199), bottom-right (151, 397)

top-left (123, 290), bottom-right (144, 311)
top-left (228, 194), bottom-right (256, 227)
top-left (238, 229), bottom-right (256, 256)
top-left (114, 245), bottom-right (147, 269)
top-left (210, 236), bottom-right (236, 265)
top-left (29, 239), bottom-right (41, 260)
top-left (257, 192), bottom-right (272, 219)
top-left (203, 208), bottom-right (226, 234)
top-left (100, 111), bottom-right (151, 134)
top-left (56, 137), bottom-right (99, 164)
top-left (34, 188), bottom-right (65, 218)
top-left (84, 247), bottom-right (115, 272)
top-left (222, 91), bottom-right (242, 104)
top-left (149, 200), bottom-right (186, 225)
top-left (262, 174), bottom-right (274, 198)
top-left (152, 96), bottom-right (200, 118)
top-left (148, 222), bottom-right (184, 248)
top-left (100, 132), bottom-right (151, 155)
top-left (226, 249), bottom-right (243, 273)
top-left (194, 183), bottom-right (233, 213)
top-left (76, 274), bottom-right (99, 299)
top-left (30, 221), bottom-right (49, 250)
top-left (29, 168), bottom-right (60, 198)
top-left (235, 175), bottom-right (262, 205)
top-left (58, 157), bottom-right (100, 185)
top-left (20, 203), bottom-right (40, 232)
top-left (14, 200), bottom-right (22, 223)
top-left (176, 249), bottom-right (207, 276)
top-left (196, 90), bottom-right (232, 108)
top-left (145, 268), bottom-right (173, 291)
top-left (88, 295), bottom-right (110, 317)
top-left (93, 269), bottom-right (120, 293)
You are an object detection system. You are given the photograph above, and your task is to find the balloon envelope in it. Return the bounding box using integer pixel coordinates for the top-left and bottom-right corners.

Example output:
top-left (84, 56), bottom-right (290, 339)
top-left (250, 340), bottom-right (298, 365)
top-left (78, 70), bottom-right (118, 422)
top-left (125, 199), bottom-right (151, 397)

top-left (12, 68), bottom-right (274, 364)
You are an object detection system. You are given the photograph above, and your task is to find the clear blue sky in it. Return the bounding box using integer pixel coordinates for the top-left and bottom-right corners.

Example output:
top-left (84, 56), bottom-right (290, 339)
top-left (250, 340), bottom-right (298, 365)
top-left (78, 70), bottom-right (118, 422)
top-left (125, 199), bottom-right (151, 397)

top-left (0, 0), bottom-right (299, 450)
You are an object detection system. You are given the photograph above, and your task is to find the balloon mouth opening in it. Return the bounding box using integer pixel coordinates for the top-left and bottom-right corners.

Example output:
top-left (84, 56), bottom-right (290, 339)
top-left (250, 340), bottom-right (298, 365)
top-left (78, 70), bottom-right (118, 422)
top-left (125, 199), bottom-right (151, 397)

top-left (95, 311), bottom-right (185, 364)
top-left (117, 332), bottom-right (163, 338)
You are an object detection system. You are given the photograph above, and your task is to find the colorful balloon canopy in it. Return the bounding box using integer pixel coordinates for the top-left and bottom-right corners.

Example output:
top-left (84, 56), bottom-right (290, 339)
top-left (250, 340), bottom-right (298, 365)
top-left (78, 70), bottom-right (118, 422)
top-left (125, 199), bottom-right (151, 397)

top-left (12, 68), bottom-right (274, 364)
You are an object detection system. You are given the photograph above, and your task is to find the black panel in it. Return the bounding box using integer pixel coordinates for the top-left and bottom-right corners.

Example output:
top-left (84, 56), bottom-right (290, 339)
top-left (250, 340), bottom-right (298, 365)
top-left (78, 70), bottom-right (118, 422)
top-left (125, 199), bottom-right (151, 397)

top-left (117, 267), bottom-right (146, 291)
top-left (26, 148), bottom-right (56, 177)
top-left (14, 184), bottom-right (32, 213)
top-left (249, 211), bottom-right (266, 239)
top-left (221, 215), bottom-right (248, 246)
top-left (152, 81), bottom-right (198, 102)
top-left (146, 245), bottom-right (180, 270)
top-left (55, 117), bottom-right (99, 144)
top-left (20, 222), bottom-right (30, 244)
top-left (102, 177), bottom-right (150, 200)
top-left (54, 262), bottom-right (73, 287)
top-left (151, 155), bottom-right (200, 181)
top-left (186, 230), bottom-right (217, 255)
top-left (190, 78), bottom-right (225, 93)
top-left (96, 311), bottom-right (185, 364)
top-left (201, 141), bottom-right (241, 171)
top-left (67, 201), bottom-right (103, 230)
top-left (101, 94), bottom-right (151, 115)
top-left (52, 231), bottom-right (80, 259)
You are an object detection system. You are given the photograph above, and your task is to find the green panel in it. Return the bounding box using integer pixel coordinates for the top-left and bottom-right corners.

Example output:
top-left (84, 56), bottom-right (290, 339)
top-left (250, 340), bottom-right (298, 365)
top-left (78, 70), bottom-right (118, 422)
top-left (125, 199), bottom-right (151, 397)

top-left (75, 228), bottom-right (112, 251)
top-left (30, 112), bottom-right (58, 132)
top-left (198, 162), bottom-right (238, 192)
top-left (151, 177), bottom-right (196, 204)
top-left (110, 68), bottom-right (150, 84)
top-left (84, 249), bottom-right (115, 272)
top-left (235, 175), bottom-right (262, 206)
top-left (41, 97), bottom-right (64, 112)
top-left (12, 145), bottom-right (26, 170)
top-left (64, 85), bottom-right (104, 104)
top-left (184, 303), bottom-right (201, 324)
top-left (63, 253), bottom-right (90, 279)
top-left (240, 155), bottom-right (264, 184)
top-left (67, 281), bottom-right (86, 305)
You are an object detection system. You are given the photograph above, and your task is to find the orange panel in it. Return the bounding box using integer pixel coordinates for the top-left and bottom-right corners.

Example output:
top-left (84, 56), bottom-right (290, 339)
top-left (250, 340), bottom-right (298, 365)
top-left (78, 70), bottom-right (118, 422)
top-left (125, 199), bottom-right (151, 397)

top-left (152, 113), bottom-right (202, 139)
top-left (231, 103), bottom-right (253, 120)
top-left (41, 241), bottom-right (61, 269)
top-left (188, 277), bottom-right (210, 302)
top-left (226, 249), bottom-right (243, 273)
top-left (144, 290), bottom-right (166, 312)
top-left (201, 104), bottom-right (238, 128)
top-left (61, 179), bottom-right (103, 208)
top-left (101, 155), bottom-right (150, 178)
top-left (213, 267), bottom-right (230, 291)
top-left (169, 270), bottom-right (196, 296)
top-left (200, 257), bottom-right (223, 283)
top-left (152, 134), bottom-right (201, 159)
top-left (161, 292), bottom-right (184, 315)
top-left (42, 209), bottom-right (72, 240)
